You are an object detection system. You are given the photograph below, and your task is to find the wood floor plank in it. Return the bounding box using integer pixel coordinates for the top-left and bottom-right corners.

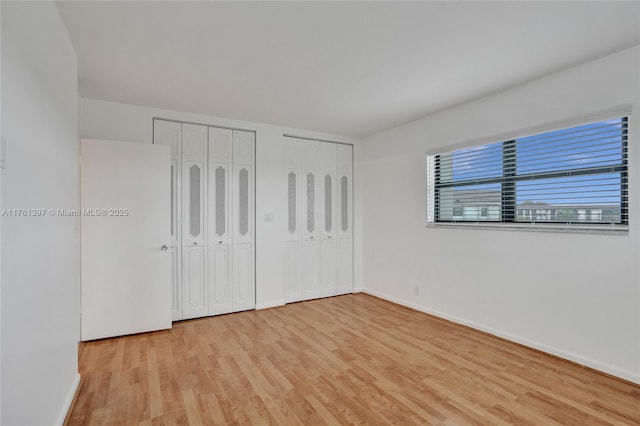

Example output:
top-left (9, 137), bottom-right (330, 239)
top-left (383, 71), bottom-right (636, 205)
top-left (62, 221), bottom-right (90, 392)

top-left (68, 294), bottom-right (640, 425)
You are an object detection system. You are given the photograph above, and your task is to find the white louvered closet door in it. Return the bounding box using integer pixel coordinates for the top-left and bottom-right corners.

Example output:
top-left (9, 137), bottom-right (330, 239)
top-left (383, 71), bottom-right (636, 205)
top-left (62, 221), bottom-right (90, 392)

top-left (231, 130), bottom-right (256, 312)
top-left (208, 127), bottom-right (233, 315)
top-left (336, 144), bottom-right (354, 295)
top-left (154, 120), bottom-right (256, 322)
top-left (301, 139), bottom-right (321, 300)
top-left (154, 120), bottom-right (183, 320)
top-left (283, 137), bottom-right (353, 304)
top-left (320, 143), bottom-right (338, 297)
top-left (283, 137), bottom-right (303, 303)
top-left (181, 123), bottom-right (208, 320)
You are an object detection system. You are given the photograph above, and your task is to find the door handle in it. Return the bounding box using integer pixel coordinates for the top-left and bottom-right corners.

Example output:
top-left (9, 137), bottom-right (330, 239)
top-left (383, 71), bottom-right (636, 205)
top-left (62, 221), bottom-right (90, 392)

top-left (161, 244), bottom-right (169, 251)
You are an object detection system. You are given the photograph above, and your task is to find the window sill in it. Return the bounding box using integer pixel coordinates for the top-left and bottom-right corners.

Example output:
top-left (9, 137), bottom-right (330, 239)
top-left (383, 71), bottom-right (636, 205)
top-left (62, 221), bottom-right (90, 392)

top-left (425, 222), bottom-right (628, 235)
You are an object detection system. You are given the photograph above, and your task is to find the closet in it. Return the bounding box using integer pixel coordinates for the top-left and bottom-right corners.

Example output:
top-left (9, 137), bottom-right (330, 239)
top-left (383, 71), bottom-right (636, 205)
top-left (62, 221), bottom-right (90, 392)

top-left (283, 136), bottom-right (353, 303)
top-left (154, 119), bottom-right (255, 321)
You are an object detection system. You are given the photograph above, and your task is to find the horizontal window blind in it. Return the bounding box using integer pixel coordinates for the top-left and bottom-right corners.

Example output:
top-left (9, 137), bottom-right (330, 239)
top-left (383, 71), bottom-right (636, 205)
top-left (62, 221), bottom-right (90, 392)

top-left (427, 117), bottom-right (628, 228)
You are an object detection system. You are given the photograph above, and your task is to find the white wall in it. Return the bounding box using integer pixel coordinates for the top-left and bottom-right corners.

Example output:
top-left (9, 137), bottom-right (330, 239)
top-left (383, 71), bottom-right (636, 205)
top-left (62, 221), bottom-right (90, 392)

top-left (362, 46), bottom-right (640, 383)
top-left (1, 1), bottom-right (80, 424)
top-left (79, 98), bottom-right (363, 309)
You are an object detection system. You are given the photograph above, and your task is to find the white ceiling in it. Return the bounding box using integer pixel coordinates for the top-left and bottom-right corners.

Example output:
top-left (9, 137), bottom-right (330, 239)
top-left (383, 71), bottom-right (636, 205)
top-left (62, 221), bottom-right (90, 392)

top-left (56, 1), bottom-right (639, 138)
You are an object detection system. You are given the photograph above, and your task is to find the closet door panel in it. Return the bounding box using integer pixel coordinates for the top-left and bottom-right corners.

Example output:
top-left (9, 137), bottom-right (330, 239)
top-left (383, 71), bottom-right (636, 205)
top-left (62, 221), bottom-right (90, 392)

top-left (208, 163), bottom-right (231, 315)
top-left (337, 172), bottom-right (353, 239)
top-left (302, 139), bottom-right (320, 170)
top-left (170, 245), bottom-right (182, 319)
top-left (182, 160), bottom-right (206, 243)
top-left (296, 138), bottom-right (322, 302)
top-left (320, 143), bottom-right (337, 241)
top-left (154, 120), bottom-right (181, 158)
top-left (208, 127), bottom-right (232, 315)
top-left (154, 120), bottom-right (183, 320)
top-left (232, 165), bottom-right (253, 245)
top-left (232, 131), bottom-right (254, 246)
top-left (302, 239), bottom-right (320, 300)
top-left (182, 124), bottom-right (208, 160)
top-left (301, 171), bottom-right (319, 242)
top-left (209, 244), bottom-right (231, 315)
top-left (321, 141), bottom-right (337, 170)
top-left (320, 171), bottom-right (336, 240)
top-left (209, 127), bottom-right (232, 244)
top-left (182, 123), bottom-right (207, 244)
top-left (154, 120), bottom-right (182, 244)
top-left (233, 244), bottom-right (254, 312)
top-left (284, 138), bottom-right (301, 242)
top-left (336, 144), bottom-right (353, 173)
top-left (283, 137), bottom-right (301, 170)
top-left (283, 137), bottom-right (302, 302)
top-left (209, 164), bottom-right (230, 243)
top-left (231, 130), bottom-right (255, 311)
top-left (283, 241), bottom-right (302, 303)
top-left (181, 123), bottom-right (207, 320)
top-left (233, 130), bottom-right (255, 165)
top-left (170, 162), bottom-right (180, 244)
top-left (336, 144), bottom-right (353, 294)
top-left (320, 239), bottom-right (337, 297)
top-left (337, 238), bottom-right (353, 294)
top-left (210, 127), bottom-right (232, 163)
top-left (182, 244), bottom-right (207, 319)
top-left (301, 140), bottom-right (320, 242)
top-left (286, 170), bottom-right (300, 241)
top-left (337, 144), bottom-right (353, 239)
top-left (319, 143), bottom-right (337, 295)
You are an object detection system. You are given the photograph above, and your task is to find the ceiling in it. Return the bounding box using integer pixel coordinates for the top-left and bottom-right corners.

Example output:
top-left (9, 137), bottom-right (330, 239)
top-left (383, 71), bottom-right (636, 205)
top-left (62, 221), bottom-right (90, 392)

top-left (56, 1), bottom-right (640, 138)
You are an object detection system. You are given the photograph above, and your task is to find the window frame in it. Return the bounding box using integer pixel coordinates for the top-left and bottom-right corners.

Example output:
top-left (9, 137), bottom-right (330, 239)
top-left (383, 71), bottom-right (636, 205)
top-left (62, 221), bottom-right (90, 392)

top-left (427, 114), bottom-right (630, 233)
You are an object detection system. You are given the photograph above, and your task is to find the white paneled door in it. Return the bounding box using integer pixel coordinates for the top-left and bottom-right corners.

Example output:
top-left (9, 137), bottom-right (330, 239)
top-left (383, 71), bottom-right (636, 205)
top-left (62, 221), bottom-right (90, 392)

top-left (283, 138), bottom-right (302, 303)
top-left (208, 127), bottom-right (232, 316)
top-left (336, 143), bottom-right (354, 294)
top-left (301, 140), bottom-right (321, 300)
top-left (181, 124), bottom-right (209, 320)
top-left (154, 119), bottom-right (255, 321)
top-left (320, 142), bottom-right (337, 297)
top-left (81, 139), bottom-right (171, 341)
top-left (283, 137), bottom-right (353, 303)
top-left (153, 120), bottom-right (182, 320)
top-left (231, 130), bottom-right (256, 311)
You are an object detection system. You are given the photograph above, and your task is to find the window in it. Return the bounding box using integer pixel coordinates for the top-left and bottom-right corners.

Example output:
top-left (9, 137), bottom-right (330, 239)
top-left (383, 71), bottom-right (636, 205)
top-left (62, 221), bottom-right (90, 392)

top-left (427, 116), bottom-right (628, 230)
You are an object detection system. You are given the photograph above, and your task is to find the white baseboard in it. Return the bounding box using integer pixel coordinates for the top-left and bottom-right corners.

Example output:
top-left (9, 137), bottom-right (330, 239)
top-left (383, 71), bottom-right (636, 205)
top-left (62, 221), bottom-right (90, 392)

top-left (56, 372), bottom-right (81, 426)
top-left (363, 289), bottom-right (640, 385)
top-left (256, 300), bottom-right (285, 310)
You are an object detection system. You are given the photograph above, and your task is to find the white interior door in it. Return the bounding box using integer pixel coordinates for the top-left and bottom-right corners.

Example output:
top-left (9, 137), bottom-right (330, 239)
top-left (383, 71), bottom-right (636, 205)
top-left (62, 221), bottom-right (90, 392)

top-left (208, 127), bottom-right (232, 315)
top-left (301, 140), bottom-right (321, 300)
top-left (181, 124), bottom-right (208, 320)
top-left (320, 143), bottom-right (337, 297)
top-left (283, 138), bottom-right (353, 303)
top-left (81, 139), bottom-right (171, 341)
top-left (231, 130), bottom-right (255, 312)
top-left (153, 120), bottom-right (182, 320)
top-left (337, 144), bottom-right (354, 294)
top-left (283, 137), bottom-right (302, 302)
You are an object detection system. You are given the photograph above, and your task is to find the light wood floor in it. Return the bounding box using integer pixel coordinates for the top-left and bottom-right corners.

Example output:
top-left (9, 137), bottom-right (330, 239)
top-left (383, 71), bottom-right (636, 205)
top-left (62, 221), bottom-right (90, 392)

top-left (68, 294), bottom-right (640, 425)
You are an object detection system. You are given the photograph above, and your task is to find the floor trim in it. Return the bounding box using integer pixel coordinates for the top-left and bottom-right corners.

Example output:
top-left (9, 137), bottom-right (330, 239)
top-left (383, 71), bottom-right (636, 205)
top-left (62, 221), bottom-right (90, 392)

top-left (362, 289), bottom-right (640, 386)
top-left (59, 373), bottom-right (81, 426)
